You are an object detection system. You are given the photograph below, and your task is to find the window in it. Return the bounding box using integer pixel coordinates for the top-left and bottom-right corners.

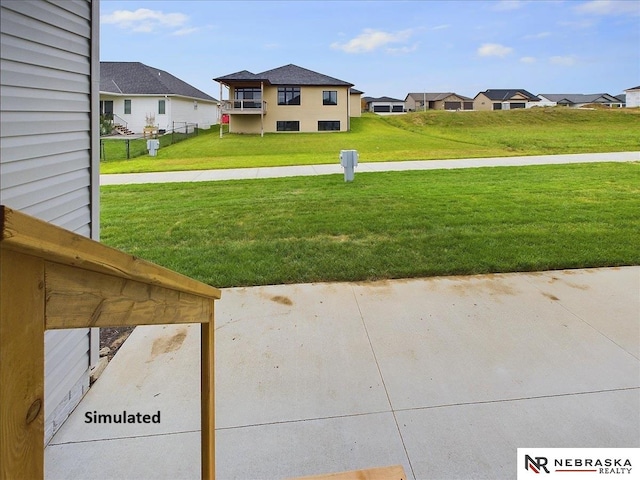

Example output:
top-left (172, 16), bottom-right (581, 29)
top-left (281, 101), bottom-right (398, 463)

top-left (323, 91), bottom-right (337, 105)
top-left (318, 121), bottom-right (340, 131)
top-left (278, 87), bottom-right (300, 105)
top-left (124, 99), bottom-right (131, 114)
top-left (510, 102), bottom-right (526, 109)
top-left (276, 121), bottom-right (300, 131)
top-left (234, 88), bottom-right (261, 108)
top-left (158, 100), bottom-right (166, 115)
top-left (194, 101), bottom-right (198, 110)
top-left (493, 103), bottom-right (502, 110)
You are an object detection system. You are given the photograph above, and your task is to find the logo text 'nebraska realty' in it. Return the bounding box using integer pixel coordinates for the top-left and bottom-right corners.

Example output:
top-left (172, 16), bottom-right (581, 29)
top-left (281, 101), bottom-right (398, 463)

top-left (518, 449), bottom-right (638, 478)
top-left (85, 411), bottom-right (161, 424)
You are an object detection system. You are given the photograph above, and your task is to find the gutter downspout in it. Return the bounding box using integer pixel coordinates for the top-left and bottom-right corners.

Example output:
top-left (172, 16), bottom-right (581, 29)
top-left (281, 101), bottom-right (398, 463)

top-left (219, 82), bottom-right (223, 138)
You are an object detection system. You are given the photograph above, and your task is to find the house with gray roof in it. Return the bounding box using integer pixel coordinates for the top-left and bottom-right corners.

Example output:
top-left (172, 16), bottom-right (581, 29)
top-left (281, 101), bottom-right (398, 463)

top-left (537, 93), bottom-right (623, 108)
top-left (214, 64), bottom-right (361, 135)
top-left (405, 92), bottom-right (474, 111)
top-left (363, 96), bottom-right (406, 115)
top-left (624, 86), bottom-right (640, 108)
top-left (100, 62), bottom-right (219, 134)
top-left (473, 89), bottom-right (541, 110)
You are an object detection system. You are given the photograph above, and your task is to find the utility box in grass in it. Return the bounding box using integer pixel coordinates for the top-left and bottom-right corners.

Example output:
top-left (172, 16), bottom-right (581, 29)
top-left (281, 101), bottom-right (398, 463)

top-left (340, 150), bottom-right (358, 182)
top-left (147, 139), bottom-right (160, 156)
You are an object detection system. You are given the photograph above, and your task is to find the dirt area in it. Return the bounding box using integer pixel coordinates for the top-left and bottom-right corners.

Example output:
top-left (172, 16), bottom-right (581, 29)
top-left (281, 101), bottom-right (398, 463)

top-left (99, 326), bottom-right (135, 361)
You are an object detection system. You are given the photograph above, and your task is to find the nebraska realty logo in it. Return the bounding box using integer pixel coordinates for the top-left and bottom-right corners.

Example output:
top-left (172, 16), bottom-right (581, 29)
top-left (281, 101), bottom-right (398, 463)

top-left (517, 449), bottom-right (639, 478)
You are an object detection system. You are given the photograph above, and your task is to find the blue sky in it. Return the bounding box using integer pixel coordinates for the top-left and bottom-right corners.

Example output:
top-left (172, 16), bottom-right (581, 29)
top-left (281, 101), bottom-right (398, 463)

top-left (100, 0), bottom-right (640, 100)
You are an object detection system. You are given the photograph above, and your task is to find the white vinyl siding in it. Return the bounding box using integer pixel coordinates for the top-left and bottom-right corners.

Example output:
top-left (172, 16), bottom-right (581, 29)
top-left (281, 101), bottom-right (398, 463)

top-left (0, 0), bottom-right (99, 444)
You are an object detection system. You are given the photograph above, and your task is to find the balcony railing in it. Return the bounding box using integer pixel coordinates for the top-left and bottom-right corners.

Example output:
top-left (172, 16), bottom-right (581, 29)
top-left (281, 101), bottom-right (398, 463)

top-left (221, 99), bottom-right (267, 114)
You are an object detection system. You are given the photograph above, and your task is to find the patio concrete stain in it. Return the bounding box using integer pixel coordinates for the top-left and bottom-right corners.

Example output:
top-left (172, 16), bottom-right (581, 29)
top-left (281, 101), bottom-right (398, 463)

top-left (149, 327), bottom-right (188, 358)
top-left (270, 295), bottom-right (293, 306)
top-left (542, 292), bottom-right (561, 301)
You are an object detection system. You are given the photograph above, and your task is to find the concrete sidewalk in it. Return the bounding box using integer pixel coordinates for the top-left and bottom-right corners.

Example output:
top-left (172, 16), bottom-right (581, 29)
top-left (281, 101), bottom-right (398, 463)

top-left (100, 151), bottom-right (640, 185)
top-left (45, 267), bottom-right (640, 479)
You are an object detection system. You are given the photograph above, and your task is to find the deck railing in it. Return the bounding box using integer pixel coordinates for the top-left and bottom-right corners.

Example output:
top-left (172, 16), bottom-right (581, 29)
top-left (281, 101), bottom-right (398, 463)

top-left (0, 205), bottom-right (221, 479)
top-left (220, 99), bottom-right (267, 114)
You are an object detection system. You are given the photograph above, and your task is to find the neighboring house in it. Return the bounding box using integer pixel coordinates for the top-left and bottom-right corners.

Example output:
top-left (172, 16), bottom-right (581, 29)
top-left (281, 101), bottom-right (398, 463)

top-left (1, 0), bottom-right (100, 443)
top-left (405, 92), bottom-right (474, 111)
top-left (100, 61), bottom-right (219, 134)
top-left (537, 93), bottom-right (623, 108)
top-left (363, 96), bottom-right (406, 114)
top-left (214, 64), bottom-right (357, 134)
top-left (615, 94), bottom-right (626, 107)
top-left (473, 89), bottom-right (541, 110)
top-left (350, 88), bottom-right (364, 117)
top-left (624, 86), bottom-right (640, 108)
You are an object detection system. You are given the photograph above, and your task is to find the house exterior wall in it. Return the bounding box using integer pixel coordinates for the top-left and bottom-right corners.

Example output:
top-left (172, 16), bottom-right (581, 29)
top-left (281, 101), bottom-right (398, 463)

top-left (101, 94), bottom-right (218, 133)
top-left (624, 89), bottom-right (640, 108)
top-left (228, 84), bottom-right (351, 133)
top-left (473, 93), bottom-right (493, 111)
top-left (405, 96), bottom-right (422, 111)
top-left (349, 92), bottom-right (362, 117)
top-left (0, 0), bottom-right (100, 444)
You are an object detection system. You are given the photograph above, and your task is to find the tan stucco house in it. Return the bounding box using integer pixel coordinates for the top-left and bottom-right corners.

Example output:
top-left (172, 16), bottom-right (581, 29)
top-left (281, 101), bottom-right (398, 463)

top-left (405, 92), bottom-right (474, 111)
top-left (214, 64), bottom-right (360, 135)
top-left (474, 89), bottom-right (540, 110)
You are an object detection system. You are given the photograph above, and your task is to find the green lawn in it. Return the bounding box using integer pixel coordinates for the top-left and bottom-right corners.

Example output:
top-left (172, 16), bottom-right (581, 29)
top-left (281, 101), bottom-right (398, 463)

top-left (100, 162), bottom-right (640, 288)
top-left (100, 108), bottom-right (640, 174)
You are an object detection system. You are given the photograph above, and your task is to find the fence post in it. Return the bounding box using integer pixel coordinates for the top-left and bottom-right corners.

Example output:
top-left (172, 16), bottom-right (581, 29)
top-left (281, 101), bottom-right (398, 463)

top-left (126, 139), bottom-right (130, 159)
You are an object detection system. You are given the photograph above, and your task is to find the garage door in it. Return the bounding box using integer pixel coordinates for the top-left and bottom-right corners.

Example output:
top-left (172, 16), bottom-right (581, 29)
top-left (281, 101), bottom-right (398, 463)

top-left (444, 101), bottom-right (461, 110)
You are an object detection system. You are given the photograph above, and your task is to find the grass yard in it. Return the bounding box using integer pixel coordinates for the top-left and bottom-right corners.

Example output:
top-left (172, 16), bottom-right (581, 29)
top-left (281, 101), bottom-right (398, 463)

top-left (100, 162), bottom-right (640, 288)
top-left (100, 108), bottom-right (640, 174)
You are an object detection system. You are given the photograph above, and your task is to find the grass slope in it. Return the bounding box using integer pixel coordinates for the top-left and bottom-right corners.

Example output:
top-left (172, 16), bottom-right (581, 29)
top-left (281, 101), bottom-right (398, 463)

top-left (101, 108), bottom-right (640, 174)
top-left (101, 162), bottom-right (640, 288)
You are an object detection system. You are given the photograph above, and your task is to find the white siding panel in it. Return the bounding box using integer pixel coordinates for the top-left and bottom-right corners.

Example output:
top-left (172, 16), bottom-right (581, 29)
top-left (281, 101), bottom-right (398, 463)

top-left (0, 0), bottom-right (98, 445)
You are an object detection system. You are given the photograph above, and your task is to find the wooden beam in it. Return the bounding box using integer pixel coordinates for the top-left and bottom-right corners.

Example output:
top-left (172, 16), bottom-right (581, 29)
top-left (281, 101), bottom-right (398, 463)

top-left (0, 250), bottom-right (45, 480)
top-left (201, 300), bottom-right (215, 480)
top-left (44, 262), bottom-right (213, 329)
top-left (1, 206), bottom-right (220, 300)
top-left (289, 465), bottom-right (407, 480)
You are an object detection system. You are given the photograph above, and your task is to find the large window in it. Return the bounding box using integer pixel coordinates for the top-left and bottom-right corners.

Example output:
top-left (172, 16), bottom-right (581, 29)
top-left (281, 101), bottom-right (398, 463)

top-left (318, 121), bottom-right (340, 131)
top-left (158, 100), bottom-right (166, 114)
top-left (278, 87), bottom-right (301, 105)
top-left (276, 121), bottom-right (300, 131)
top-left (323, 91), bottom-right (337, 105)
top-left (234, 88), bottom-right (261, 108)
top-left (124, 99), bottom-right (131, 114)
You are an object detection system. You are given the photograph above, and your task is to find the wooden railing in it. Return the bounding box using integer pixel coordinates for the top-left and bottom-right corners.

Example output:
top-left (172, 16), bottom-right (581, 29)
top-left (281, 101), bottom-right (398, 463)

top-left (0, 205), bottom-right (221, 479)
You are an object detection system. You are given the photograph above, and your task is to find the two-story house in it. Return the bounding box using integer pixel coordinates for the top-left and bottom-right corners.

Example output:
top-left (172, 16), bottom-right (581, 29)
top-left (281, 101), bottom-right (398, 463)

top-left (214, 64), bottom-right (361, 135)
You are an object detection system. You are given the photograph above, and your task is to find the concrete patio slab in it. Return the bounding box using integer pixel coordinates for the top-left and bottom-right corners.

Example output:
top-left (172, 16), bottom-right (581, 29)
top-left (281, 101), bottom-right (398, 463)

top-left (397, 389), bottom-right (639, 480)
top-left (216, 413), bottom-right (411, 480)
top-left (215, 283), bottom-right (389, 428)
top-left (45, 267), bottom-right (639, 480)
top-left (353, 271), bottom-right (639, 410)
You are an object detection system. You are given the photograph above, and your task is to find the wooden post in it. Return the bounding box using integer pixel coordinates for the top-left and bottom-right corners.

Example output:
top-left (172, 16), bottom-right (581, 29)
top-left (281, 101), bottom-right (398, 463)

top-left (0, 250), bottom-right (46, 480)
top-left (1, 206), bottom-right (221, 479)
top-left (201, 300), bottom-right (216, 479)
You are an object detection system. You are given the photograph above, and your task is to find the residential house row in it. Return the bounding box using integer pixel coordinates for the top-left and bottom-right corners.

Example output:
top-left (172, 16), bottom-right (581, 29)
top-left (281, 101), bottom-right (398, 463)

top-left (99, 61), bottom-right (638, 135)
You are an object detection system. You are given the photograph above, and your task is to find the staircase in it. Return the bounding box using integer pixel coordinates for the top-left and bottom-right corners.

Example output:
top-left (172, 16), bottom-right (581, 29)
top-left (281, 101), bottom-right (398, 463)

top-left (113, 124), bottom-right (135, 136)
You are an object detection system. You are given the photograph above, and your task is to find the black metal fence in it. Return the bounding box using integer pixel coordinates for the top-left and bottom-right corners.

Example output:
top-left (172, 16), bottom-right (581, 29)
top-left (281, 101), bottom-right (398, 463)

top-left (100, 122), bottom-right (198, 161)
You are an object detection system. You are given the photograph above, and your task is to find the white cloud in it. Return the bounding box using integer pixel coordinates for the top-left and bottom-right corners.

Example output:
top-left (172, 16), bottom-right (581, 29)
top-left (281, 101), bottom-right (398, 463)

top-left (171, 27), bottom-right (199, 36)
top-left (550, 55), bottom-right (578, 66)
top-left (520, 56), bottom-right (537, 63)
top-left (492, 0), bottom-right (527, 11)
top-left (574, 0), bottom-right (640, 16)
top-left (432, 24), bottom-right (451, 30)
top-left (524, 31), bottom-right (552, 40)
top-left (101, 8), bottom-right (190, 34)
top-left (331, 28), bottom-right (415, 53)
top-left (477, 43), bottom-right (514, 57)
